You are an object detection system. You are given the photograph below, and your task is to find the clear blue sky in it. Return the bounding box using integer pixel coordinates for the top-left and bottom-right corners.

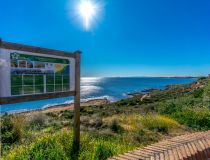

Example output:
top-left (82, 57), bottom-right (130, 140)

top-left (1, 0), bottom-right (210, 77)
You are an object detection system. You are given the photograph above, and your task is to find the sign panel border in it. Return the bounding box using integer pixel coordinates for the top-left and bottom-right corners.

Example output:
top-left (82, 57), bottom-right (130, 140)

top-left (0, 40), bottom-right (76, 58)
top-left (0, 40), bottom-right (80, 104)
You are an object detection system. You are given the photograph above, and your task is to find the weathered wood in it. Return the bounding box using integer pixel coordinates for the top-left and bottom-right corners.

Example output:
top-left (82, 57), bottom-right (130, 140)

top-left (73, 52), bottom-right (81, 151)
top-left (0, 39), bottom-right (76, 58)
top-left (0, 91), bottom-right (75, 104)
top-left (109, 131), bottom-right (210, 160)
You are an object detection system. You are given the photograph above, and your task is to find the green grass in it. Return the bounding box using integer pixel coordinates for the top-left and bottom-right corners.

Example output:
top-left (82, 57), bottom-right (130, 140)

top-left (2, 130), bottom-right (137, 160)
top-left (172, 110), bottom-right (210, 130)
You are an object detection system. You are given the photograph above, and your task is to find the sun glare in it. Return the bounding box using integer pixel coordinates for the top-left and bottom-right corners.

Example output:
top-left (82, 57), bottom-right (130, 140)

top-left (76, 0), bottom-right (101, 30)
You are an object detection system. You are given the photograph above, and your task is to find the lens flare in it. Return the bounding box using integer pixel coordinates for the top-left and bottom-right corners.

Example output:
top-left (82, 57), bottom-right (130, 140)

top-left (75, 0), bottom-right (102, 30)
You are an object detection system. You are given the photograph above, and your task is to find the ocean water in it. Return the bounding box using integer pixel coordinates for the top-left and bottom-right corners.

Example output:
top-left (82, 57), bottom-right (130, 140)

top-left (0, 77), bottom-right (196, 114)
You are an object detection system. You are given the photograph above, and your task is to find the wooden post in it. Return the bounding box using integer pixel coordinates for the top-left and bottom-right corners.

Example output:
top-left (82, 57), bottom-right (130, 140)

top-left (73, 51), bottom-right (81, 151)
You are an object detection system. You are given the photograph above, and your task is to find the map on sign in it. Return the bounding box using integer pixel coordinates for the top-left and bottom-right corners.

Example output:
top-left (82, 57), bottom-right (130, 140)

top-left (10, 52), bottom-right (70, 96)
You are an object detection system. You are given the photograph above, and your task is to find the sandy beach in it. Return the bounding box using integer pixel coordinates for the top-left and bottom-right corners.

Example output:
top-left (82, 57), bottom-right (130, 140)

top-left (22, 99), bottom-right (109, 116)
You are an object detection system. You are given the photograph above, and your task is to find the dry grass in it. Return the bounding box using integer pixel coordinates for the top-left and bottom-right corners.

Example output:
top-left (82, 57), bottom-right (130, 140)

top-left (141, 115), bottom-right (180, 134)
top-left (103, 114), bottom-right (182, 134)
top-left (11, 115), bottom-right (26, 142)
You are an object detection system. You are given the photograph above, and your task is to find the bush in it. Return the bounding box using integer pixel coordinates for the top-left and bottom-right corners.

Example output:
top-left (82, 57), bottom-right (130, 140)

top-left (157, 96), bottom-right (204, 115)
top-left (1, 115), bottom-right (14, 145)
top-left (198, 77), bottom-right (207, 80)
top-left (193, 89), bottom-right (204, 98)
top-left (60, 110), bottom-right (74, 119)
top-left (46, 112), bottom-right (58, 118)
top-left (203, 79), bottom-right (210, 108)
top-left (1, 115), bottom-right (25, 145)
top-left (94, 142), bottom-right (114, 160)
top-left (134, 129), bottom-right (158, 145)
top-left (27, 113), bottom-right (47, 129)
top-left (158, 102), bottom-right (178, 115)
top-left (51, 121), bottom-right (63, 130)
top-left (92, 117), bottom-right (103, 128)
top-left (141, 115), bottom-right (179, 134)
top-left (30, 136), bottom-right (67, 160)
top-left (11, 115), bottom-right (25, 140)
top-left (172, 110), bottom-right (210, 130)
top-left (80, 116), bottom-right (103, 129)
top-left (110, 119), bottom-right (124, 133)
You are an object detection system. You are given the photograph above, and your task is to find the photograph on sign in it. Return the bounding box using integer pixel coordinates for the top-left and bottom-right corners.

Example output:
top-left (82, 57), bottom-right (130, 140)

top-left (10, 52), bottom-right (70, 95)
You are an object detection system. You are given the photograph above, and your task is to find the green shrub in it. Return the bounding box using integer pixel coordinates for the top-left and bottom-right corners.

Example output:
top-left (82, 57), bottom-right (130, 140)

top-left (80, 116), bottom-right (103, 129)
top-left (27, 113), bottom-right (47, 129)
top-left (94, 142), bottom-right (114, 160)
top-left (157, 96), bottom-right (204, 115)
top-left (30, 136), bottom-right (68, 160)
top-left (198, 77), bottom-right (207, 80)
top-left (172, 110), bottom-right (210, 130)
top-left (1, 115), bottom-right (15, 144)
top-left (60, 110), bottom-right (74, 119)
top-left (203, 80), bottom-right (210, 108)
top-left (46, 112), bottom-right (58, 118)
top-left (110, 119), bottom-right (124, 133)
top-left (193, 89), bottom-right (204, 98)
top-left (115, 98), bottom-right (142, 107)
top-left (1, 115), bottom-right (25, 145)
top-left (158, 102), bottom-right (178, 115)
top-left (134, 129), bottom-right (158, 145)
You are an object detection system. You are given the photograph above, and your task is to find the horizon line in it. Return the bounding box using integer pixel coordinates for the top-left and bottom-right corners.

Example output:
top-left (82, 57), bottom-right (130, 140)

top-left (81, 76), bottom-right (204, 78)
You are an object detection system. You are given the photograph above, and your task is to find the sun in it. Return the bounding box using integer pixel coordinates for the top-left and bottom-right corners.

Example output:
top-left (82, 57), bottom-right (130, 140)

top-left (76, 0), bottom-right (101, 30)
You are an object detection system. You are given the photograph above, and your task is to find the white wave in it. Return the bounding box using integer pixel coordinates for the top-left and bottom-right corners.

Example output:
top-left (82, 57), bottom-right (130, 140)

top-left (122, 93), bottom-right (128, 97)
top-left (63, 100), bottom-right (74, 104)
top-left (82, 95), bottom-right (116, 102)
top-left (2, 109), bottom-right (31, 114)
top-left (42, 103), bottom-right (60, 109)
top-left (41, 95), bottom-right (116, 110)
top-left (63, 95), bottom-right (116, 104)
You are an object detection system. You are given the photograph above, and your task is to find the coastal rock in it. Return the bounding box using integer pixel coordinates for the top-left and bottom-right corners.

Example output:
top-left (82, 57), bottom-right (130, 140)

top-left (141, 88), bottom-right (160, 93)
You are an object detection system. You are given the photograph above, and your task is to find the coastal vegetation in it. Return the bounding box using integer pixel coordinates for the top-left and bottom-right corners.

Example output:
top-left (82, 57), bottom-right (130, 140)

top-left (1, 77), bottom-right (210, 160)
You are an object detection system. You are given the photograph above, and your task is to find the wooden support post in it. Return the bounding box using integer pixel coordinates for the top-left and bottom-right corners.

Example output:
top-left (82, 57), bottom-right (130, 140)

top-left (73, 51), bottom-right (81, 152)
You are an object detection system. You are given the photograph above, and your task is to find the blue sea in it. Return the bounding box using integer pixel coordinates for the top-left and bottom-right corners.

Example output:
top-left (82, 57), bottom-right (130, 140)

top-left (0, 77), bottom-right (196, 114)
